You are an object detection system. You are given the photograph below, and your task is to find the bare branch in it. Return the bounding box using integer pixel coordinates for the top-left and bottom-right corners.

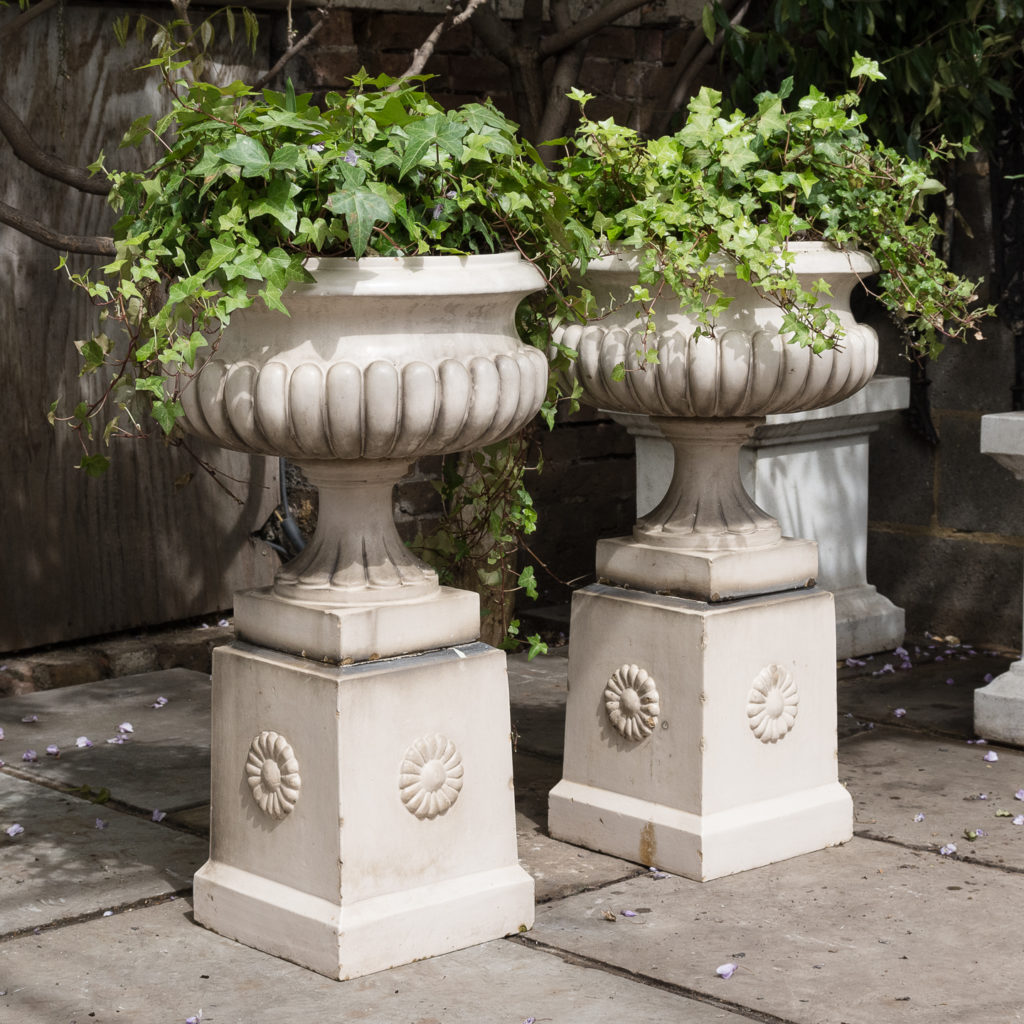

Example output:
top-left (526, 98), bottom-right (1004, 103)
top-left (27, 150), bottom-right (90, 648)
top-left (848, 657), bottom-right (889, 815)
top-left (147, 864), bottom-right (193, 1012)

top-left (252, 10), bottom-right (327, 90)
top-left (0, 94), bottom-right (111, 196)
top-left (536, 0), bottom-right (590, 154)
top-left (469, 2), bottom-right (514, 63)
top-left (395, 0), bottom-right (490, 83)
top-left (540, 0), bottom-right (649, 57)
top-left (0, 199), bottom-right (115, 256)
top-left (649, 0), bottom-right (747, 137)
top-left (0, 0), bottom-right (59, 41)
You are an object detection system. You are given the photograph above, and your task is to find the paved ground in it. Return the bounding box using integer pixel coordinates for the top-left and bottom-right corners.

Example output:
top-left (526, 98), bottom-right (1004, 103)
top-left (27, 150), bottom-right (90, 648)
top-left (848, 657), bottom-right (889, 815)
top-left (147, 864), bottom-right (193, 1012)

top-left (1, 631), bottom-right (1022, 1023)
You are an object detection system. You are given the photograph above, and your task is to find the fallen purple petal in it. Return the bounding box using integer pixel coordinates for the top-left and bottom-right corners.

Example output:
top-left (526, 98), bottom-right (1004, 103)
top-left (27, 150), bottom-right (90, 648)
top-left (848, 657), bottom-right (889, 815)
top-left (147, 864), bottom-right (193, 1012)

top-left (522, 1018), bottom-right (536, 1024)
top-left (118, 722), bottom-right (133, 735)
top-left (913, 813), bottom-right (925, 822)
top-left (45, 744), bottom-right (59, 757)
top-left (716, 963), bottom-right (739, 979)
top-left (939, 843), bottom-right (957, 856)
top-left (621, 909), bottom-right (637, 917)
top-left (984, 751), bottom-right (999, 762)
top-left (0, 726), bottom-right (5, 740)
top-left (102, 910), bottom-right (113, 917)
top-left (984, 673), bottom-right (994, 683)
top-left (186, 1013), bottom-right (203, 1024)
top-left (20, 715), bottom-right (38, 724)
top-left (5, 823), bottom-right (24, 838)
top-left (22, 749), bottom-right (36, 762)
top-left (1016, 789), bottom-right (1024, 801)
top-left (76, 736), bottom-right (93, 748)
top-left (106, 736), bottom-right (125, 745)
top-left (1015, 816), bottom-right (1024, 826)
top-left (152, 809), bottom-right (167, 822)
top-left (151, 696), bottom-right (168, 709)
top-left (95, 818), bottom-right (107, 830)
top-left (845, 658), bottom-right (866, 667)
top-left (894, 646), bottom-right (908, 658)
top-left (893, 708), bottom-right (907, 718)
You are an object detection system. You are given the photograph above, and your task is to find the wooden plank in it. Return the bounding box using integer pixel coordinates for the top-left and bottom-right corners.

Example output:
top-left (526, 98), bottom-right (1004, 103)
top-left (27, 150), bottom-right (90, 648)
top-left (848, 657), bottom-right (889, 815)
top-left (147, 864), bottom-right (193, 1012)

top-left (0, 7), bottom-right (279, 651)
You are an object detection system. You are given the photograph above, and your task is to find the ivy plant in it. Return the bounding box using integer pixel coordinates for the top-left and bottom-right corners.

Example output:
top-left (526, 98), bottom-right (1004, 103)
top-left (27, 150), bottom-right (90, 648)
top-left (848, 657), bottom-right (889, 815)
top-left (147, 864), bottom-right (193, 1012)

top-left (558, 64), bottom-right (992, 368)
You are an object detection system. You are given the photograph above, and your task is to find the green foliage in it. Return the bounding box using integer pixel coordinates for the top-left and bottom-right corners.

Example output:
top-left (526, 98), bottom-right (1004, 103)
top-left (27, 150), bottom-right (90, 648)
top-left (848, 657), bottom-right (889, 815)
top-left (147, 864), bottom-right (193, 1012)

top-left (560, 78), bottom-right (991, 360)
top-left (715, 0), bottom-right (1024, 156)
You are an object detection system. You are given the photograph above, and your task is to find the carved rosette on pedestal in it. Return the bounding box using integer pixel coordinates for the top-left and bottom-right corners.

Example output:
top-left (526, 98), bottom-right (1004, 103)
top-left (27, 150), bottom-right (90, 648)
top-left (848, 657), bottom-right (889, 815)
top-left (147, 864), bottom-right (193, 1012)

top-left (189, 254), bottom-right (543, 980)
top-left (549, 244), bottom-right (869, 882)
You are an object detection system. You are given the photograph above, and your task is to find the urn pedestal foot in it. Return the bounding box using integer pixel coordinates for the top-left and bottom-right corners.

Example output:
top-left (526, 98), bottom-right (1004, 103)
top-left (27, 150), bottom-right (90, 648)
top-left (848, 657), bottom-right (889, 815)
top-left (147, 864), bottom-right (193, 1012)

top-left (548, 583), bottom-right (852, 881)
top-left (195, 639), bottom-right (534, 979)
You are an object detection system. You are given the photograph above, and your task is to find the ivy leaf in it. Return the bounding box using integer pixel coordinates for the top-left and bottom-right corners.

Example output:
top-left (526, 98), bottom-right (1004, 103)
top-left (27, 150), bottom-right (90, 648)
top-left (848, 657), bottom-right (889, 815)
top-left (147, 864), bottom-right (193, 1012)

top-left (701, 2), bottom-right (716, 43)
top-left (398, 115), bottom-right (467, 179)
top-left (219, 135), bottom-right (271, 177)
top-left (78, 455), bottom-right (111, 477)
top-left (250, 176), bottom-right (302, 234)
top-left (851, 52), bottom-right (886, 82)
top-left (327, 187), bottom-right (394, 256)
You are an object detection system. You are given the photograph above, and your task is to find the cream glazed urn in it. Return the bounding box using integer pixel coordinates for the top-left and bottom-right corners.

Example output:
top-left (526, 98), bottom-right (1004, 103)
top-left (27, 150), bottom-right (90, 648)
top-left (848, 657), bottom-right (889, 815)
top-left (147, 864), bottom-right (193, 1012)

top-left (555, 242), bottom-right (880, 598)
top-left (548, 242), bottom-right (879, 882)
top-left (178, 251), bottom-right (549, 660)
top-left (181, 252), bottom-right (547, 979)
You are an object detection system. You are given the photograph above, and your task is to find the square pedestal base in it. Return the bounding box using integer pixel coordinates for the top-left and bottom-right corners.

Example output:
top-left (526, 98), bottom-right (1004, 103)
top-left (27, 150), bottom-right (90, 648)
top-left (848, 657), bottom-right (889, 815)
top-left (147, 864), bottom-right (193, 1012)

top-left (195, 640), bottom-right (534, 980)
top-left (234, 585), bottom-right (480, 663)
top-left (548, 584), bottom-right (852, 881)
top-left (596, 536), bottom-right (818, 601)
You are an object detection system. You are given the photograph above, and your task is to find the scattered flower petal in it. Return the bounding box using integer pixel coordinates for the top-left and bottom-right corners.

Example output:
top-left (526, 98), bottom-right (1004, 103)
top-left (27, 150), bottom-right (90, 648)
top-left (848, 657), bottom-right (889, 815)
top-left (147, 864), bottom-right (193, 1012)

top-left (0, 726), bottom-right (5, 740)
top-left (151, 697), bottom-right (168, 709)
top-left (95, 818), bottom-right (107, 830)
top-left (186, 1013), bottom-right (203, 1024)
top-left (343, 148), bottom-right (358, 165)
top-left (872, 663), bottom-right (895, 676)
top-left (893, 708), bottom-right (906, 718)
top-left (939, 843), bottom-right (957, 856)
top-left (913, 813), bottom-right (925, 822)
top-left (106, 736), bottom-right (126, 745)
top-left (621, 909), bottom-right (637, 917)
top-left (945, 678), bottom-right (955, 686)
top-left (984, 673), bottom-right (994, 683)
top-left (102, 910), bottom-right (113, 917)
top-left (844, 658), bottom-right (866, 667)
top-left (217, 618), bottom-right (229, 627)
top-left (1015, 789), bottom-right (1024, 801)
top-left (21, 749), bottom-right (36, 762)
top-left (45, 744), bottom-right (59, 757)
top-left (894, 646), bottom-right (908, 658)
top-left (5, 823), bottom-right (24, 838)
top-left (1015, 816), bottom-right (1024, 826)
top-left (76, 736), bottom-right (93, 748)
top-left (152, 809), bottom-right (167, 822)
top-left (716, 963), bottom-right (739, 979)
top-left (20, 715), bottom-right (38, 724)
top-left (984, 751), bottom-right (999, 762)
top-left (118, 722), bottom-right (133, 735)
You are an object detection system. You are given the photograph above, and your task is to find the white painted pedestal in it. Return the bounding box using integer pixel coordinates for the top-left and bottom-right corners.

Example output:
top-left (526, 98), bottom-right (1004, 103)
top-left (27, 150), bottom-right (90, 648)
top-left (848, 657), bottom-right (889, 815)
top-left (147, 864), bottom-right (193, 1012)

top-left (193, 595), bottom-right (534, 979)
top-left (612, 375), bottom-right (909, 659)
top-left (975, 412), bottom-right (1024, 744)
top-left (549, 584), bottom-right (851, 881)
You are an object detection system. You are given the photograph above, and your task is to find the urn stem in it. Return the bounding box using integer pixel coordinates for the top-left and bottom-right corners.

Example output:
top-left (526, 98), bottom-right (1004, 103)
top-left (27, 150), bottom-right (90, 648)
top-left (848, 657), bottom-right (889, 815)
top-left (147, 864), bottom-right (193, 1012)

top-left (634, 417), bottom-right (781, 550)
top-left (273, 460), bottom-right (438, 604)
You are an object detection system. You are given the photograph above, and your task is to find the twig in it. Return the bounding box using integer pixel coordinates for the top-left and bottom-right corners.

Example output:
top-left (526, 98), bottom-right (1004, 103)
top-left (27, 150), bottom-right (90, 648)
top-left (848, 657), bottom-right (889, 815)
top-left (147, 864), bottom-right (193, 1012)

top-left (0, 93), bottom-right (111, 195)
top-left (0, 198), bottom-right (115, 256)
top-left (392, 0), bottom-right (490, 86)
top-left (0, 0), bottom-right (59, 41)
top-left (252, 9), bottom-right (327, 91)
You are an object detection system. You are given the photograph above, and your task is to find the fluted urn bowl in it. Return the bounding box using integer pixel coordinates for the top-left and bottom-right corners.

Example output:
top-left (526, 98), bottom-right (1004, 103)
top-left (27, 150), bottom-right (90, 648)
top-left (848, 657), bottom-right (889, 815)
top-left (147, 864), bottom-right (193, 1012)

top-left (555, 243), bottom-right (879, 551)
top-left (178, 252), bottom-right (548, 604)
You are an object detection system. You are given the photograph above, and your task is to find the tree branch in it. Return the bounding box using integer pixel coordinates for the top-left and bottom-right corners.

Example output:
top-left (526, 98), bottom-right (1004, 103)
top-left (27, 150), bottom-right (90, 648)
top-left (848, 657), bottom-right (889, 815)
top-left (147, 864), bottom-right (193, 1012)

top-left (469, 2), bottom-right (514, 63)
top-left (649, 0), bottom-right (748, 137)
top-left (0, 198), bottom-right (115, 256)
top-left (0, 0), bottom-right (59, 41)
top-left (0, 94), bottom-right (111, 195)
top-left (395, 0), bottom-right (490, 83)
top-left (539, 0), bottom-right (649, 57)
top-left (536, 0), bottom-right (590, 154)
top-left (252, 9), bottom-right (326, 90)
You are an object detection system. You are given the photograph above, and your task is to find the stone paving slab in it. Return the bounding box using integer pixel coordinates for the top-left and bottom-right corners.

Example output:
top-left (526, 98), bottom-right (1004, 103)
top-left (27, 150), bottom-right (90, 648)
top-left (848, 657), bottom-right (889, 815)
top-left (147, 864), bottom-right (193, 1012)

top-left (508, 648), bottom-right (569, 760)
top-left (0, 669), bottom-right (211, 811)
top-left (840, 724), bottom-right (1024, 869)
top-left (529, 837), bottom-right (1024, 1023)
top-left (0, 774), bottom-right (207, 936)
top-left (0, 899), bottom-right (752, 1024)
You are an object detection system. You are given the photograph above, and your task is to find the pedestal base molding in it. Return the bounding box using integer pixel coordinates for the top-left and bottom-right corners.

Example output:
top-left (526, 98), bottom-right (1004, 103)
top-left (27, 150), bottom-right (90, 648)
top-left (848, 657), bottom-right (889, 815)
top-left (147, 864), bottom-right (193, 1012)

top-left (548, 584), bottom-right (852, 882)
top-left (195, 640), bottom-right (533, 979)
top-left (974, 662), bottom-right (1024, 745)
top-left (234, 585), bottom-right (480, 663)
top-left (596, 536), bottom-right (818, 602)
top-left (833, 584), bottom-right (906, 661)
